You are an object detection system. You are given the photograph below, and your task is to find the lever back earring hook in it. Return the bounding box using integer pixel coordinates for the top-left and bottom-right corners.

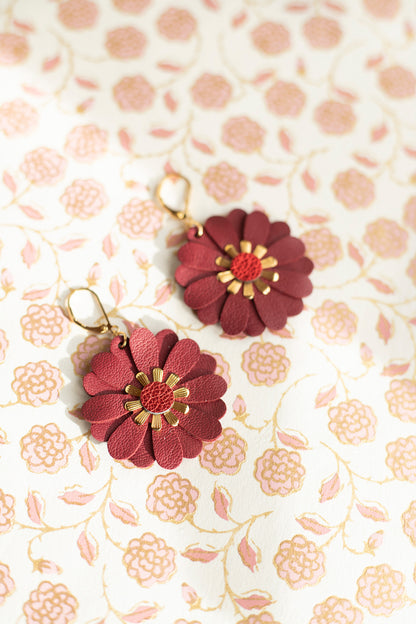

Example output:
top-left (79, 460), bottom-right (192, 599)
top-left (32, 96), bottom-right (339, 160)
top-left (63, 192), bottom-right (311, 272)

top-left (156, 173), bottom-right (204, 237)
top-left (65, 287), bottom-right (127, 347)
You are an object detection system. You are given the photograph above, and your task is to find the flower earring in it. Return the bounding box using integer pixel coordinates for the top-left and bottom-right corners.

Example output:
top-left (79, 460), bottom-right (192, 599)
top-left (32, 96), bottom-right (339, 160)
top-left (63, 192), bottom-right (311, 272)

top-left (66, 288), bottom-right (227, 470)
top-left (156, 173), bottom-right (314, 337)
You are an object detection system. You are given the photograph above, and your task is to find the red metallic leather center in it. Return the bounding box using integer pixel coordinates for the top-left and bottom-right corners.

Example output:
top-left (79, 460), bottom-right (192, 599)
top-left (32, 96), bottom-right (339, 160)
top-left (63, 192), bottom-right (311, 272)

top-left (231, 253), bottom-right (262, 282)
top-left (140, 382), bottom-right (174, 414)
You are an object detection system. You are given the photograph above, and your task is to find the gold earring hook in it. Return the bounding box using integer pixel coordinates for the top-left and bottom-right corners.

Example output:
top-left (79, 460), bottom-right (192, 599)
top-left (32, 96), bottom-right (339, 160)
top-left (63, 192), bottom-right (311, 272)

top-left (65, 287), bottom-right (127, 347)
top-left (156, 172), bottom-right (204, 237)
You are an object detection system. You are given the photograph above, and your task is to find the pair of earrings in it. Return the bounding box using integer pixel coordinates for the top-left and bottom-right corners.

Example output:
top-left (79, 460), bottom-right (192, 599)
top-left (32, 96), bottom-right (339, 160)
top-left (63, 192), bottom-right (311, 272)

top-left (65, 173), bottom-right (313, 469)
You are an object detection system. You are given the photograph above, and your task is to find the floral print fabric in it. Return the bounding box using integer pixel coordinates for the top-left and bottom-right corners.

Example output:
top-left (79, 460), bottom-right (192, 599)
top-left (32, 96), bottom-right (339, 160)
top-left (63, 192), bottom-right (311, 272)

top-left (0, 0), bottom-right (416, 622)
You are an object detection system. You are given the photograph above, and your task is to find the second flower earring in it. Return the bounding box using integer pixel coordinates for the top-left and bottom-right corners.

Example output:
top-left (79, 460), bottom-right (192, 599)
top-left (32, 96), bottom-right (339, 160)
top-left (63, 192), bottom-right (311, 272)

top-left (156, 173), bottom-right (314, 337)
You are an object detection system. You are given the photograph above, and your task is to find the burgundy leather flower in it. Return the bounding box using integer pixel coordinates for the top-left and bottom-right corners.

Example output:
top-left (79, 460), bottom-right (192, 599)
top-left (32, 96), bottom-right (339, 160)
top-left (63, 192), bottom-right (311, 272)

top-left (176, 209), bottom-right (314, 336)
top-left (81, 327), bottom-right (227, 469)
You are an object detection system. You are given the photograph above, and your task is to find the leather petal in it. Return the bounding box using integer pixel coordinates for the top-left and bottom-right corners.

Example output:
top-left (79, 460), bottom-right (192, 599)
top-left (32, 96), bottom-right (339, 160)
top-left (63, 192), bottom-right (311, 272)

top-left (245, 303), bottom-right (266, 336)
top-left (282, 257), bottom-right (314, 275)
top-left (204, 215), bottom-right (240, 251)
top-left (129, 428), bottom-right (155, 467)
top-left (187, 226), bottom-right (219, 250)
top-left (152, 422), bottom-right (183, 469)
top-left (110, 335), bottom-right (135, 370)
top-left (91, 351), bottom-right (134, 390)
top-left (184, 275), bottom-right (226, 310)
top-left (182, 374), bottom-right (227, 403)
top-left (83, 372), bottom-right (114, 396)
top-left (181, 353), bottom-right (217, 383)
top-left (156, 329), bottom-right (178, 368)
top-left (220, 292), bottom-right (250, 336)
top-left (265, 287), bottom-right (304, 316)
top-left (177, 428), bottom-right (203, 458)
top-left (267, 236), bottom-right (306, 265)
top-left (90, 415), bottom-right (126, 442)
top-left (243, 211), bottom-right (270, 247)
top-left (179, 407), bottom-right (222, 441)
top-left (273, 270), bottom-right (313, 298)
top-left (82, 393), bottom-right (129, 423)
top-left (107, 417), bottom-right (147, 460)
top-left (163, 338), bottom-right (200, 380)
top-left (129, 327), bottom-right (159, 376)
top-left (180, 398), bottom-right (226, 419)
top-left (266, 221), bottom-right (291, 246)
top-left (227, 208), bottom-right (246, 239)
top-left (178, 242), bottom-right (221, 272)
top-left (175, 265), bottom-right (206, 288)
top-left (197, 293), bottom-right (227, 325)
top-left (276, 292), bottom-right (304, 316)
top-left (254, 290), bottom-right (288, 330)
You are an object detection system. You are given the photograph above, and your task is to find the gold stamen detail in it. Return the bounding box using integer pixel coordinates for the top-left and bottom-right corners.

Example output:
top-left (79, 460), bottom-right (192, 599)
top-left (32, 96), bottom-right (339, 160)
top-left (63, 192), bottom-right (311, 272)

top-left (224, 244), bottom-right (238, 258)
top-left (125, 384), bottom-right (141, 397)
top-left (240, 240), bottom-right (252, 253)
top-left (125, 400), bottom-right (142, 412)
top-left (134, 410), bottom-right (148, 425)
top-left (255, 278), bottom-right (271, 295)
top-left (166, 373), bottom-right (180, 388)
top-left (227, 279), bottom-right (242, 295)
top-left (173, 387), bottom-right (190, 398)
top-left (260, 256), bottom-right (278, 269)
top-left (215, 256), bottom-right (231, 268)
top-left (218, 270), bottom-right (234, 284)
top-left (253, 244), bottom-right (267, 259)
top-left (165, 411), bottom-right (179, 427)
top-left (151, 413), bottom-right (162, 430)
top-left (136, 372), bottom-right (150, 386)
top-left (261, 269), bottom-right (279, 282)
top-left (243, 282), bottom-right (255, 300)
top-left (152, 367), bottom-right (163, 382)
top-left (173, 401), bottom-right (189, 414)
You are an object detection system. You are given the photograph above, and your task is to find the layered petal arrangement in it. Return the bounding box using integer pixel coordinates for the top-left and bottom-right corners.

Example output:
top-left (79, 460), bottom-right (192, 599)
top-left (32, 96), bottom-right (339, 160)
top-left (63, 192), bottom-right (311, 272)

top-left (176, 209), bottom-right (314, 336)
top-left (81, 328), bottom-right (227, 469)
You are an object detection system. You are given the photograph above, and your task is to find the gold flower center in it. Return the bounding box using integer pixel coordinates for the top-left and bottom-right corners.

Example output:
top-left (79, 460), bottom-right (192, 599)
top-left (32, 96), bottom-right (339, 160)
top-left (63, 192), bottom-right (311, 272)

top-left (124, 368), bottom-right (189, 430)
top-left (216, 239), bottom-right (279, 299)
top-left (140, 382), bottom-right (174, 414)
top-left (230, 253), bottom-right (262, 281)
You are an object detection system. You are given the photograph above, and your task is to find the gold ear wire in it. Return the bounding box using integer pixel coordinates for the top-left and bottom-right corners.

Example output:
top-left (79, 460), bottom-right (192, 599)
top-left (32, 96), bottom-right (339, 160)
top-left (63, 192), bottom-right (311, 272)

top-left (65, 287), bottom-right (127, 347)
top-left (155, 172), bottom-right (204, 237)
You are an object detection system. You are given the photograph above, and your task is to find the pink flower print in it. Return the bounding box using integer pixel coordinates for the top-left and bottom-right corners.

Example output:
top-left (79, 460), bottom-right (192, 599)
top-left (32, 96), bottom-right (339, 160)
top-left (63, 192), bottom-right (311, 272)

top-left (199, 427), bottom-right (246, 475)
top-left (251, 22), bottom-right (290, 55)
top-left (364, 219), bottom-right (408, 258)
top-left (105, 27), bottom-right (146, 59)
top-left (65, 124), bottom-right (108, 162)
top-left (21, 423), bottom-right (72, 474)
top-left (157, 8), bottom-right (196, 40)
top-left (222, 117), bottom-right (265, 153)
top-left (20, 148), bottom-right (67, 186)
top-left (12, 361), bottom-right (63, 407)
top-left (242, 342), bottom-right (290, 386)
top-left (265, 81), bottom-right (305, 117)
top-left (0, 33), bottom-right (29, 65)
top-left (303, 17), bottom-right (342, 49)
top-left (191, 74), bottom-right (232, 109)
top-left (0, 99), bottom-right (38, 136)
top-left (314, 100), bottom-right (356, 135)
top-left (202, 162), bottom-right (247, 204)
top-left (58, 0), bottom-right (98, 30)
top-left (113, 75), bottom-right (155, 111)
top-left (123, 533), bottom-right (176, 587)
top-left (379, 65), bottom-right (416, 99)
